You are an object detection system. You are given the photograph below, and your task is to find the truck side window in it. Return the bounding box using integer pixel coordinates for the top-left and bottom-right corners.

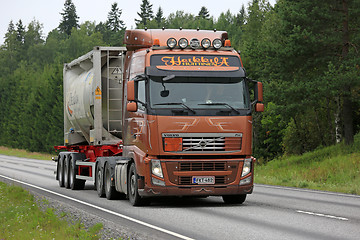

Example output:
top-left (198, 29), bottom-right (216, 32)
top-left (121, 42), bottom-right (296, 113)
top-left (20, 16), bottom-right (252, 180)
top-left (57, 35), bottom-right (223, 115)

top-left (138, 80), bottom-right (146, 111)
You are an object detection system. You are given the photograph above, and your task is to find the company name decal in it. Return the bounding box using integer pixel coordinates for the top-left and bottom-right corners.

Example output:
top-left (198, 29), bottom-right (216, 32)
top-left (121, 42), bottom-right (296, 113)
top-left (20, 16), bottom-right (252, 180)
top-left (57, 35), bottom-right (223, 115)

top-left (160, 56), bottom-right (230, 67)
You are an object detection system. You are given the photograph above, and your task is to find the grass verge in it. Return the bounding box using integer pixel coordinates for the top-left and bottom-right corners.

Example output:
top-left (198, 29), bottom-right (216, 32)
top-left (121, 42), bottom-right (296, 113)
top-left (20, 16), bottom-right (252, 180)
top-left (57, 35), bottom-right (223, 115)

top-left (0, 146), bottom-right (52, 161)
top-left (0, 181), bottom-right (103, 239)
top-left (255, 134), bottom-right (360, 195)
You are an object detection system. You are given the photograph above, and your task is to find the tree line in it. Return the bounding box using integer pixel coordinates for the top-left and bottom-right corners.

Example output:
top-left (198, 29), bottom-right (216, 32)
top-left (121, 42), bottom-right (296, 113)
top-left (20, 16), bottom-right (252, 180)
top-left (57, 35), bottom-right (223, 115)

top-left (0, 0), bottom-right (359, 162)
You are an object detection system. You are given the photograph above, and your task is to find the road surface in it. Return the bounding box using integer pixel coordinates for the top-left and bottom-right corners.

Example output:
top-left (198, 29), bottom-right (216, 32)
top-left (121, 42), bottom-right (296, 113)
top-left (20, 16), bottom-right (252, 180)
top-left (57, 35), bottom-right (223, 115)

top-left (1, 154), bottom-right (359, 240)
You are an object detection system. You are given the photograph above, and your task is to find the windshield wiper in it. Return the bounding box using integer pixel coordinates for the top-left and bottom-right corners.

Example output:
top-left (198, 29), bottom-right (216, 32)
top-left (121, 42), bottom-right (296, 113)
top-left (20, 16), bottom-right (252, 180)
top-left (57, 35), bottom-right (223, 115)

top-left (154, 103), bottom-right (196, 114)
top-left (198, 102), bottom-right (240, 114)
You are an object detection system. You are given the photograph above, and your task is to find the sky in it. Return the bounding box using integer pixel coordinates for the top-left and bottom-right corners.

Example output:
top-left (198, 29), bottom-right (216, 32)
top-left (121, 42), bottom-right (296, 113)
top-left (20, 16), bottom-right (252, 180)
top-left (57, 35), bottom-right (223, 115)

top-left (0, 0), bottom-right (276, 45)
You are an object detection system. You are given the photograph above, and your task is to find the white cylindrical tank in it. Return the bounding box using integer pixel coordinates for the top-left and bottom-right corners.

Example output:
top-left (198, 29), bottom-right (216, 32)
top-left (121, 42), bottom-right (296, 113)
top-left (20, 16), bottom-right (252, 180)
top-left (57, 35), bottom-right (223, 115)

top-left (63, 48), bottom-right (125, 145)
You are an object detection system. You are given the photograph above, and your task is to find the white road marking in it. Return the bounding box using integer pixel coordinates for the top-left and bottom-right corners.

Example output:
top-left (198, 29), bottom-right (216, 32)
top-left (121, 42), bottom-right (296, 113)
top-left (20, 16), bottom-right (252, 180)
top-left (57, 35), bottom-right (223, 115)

top-left (296, 210), bottom-right (349, 221)
top-left (256, 184), bottom-right (360, 198)
top-left (0, 174), bottom-right (194, 240)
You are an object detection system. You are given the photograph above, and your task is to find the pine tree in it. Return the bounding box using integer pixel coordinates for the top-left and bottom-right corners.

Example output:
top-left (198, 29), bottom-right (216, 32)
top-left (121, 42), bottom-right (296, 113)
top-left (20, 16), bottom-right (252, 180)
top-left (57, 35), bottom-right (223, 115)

top-left (236, 5), bottom-right (246, 26)
top-left (198, 6), bottom-right (210, 19)
top-left (16, 20), bottom-right (25, 44)
top-left (24, 20), bottom-right (44, 50)
top-left (58, 0), bottom-right (79, 36)
top-left (155, 7), bottom-right (165, 26)
top-left (106, 3), bottom-right (125, 32)
top-left (135, 0), bottom-right (154, 27)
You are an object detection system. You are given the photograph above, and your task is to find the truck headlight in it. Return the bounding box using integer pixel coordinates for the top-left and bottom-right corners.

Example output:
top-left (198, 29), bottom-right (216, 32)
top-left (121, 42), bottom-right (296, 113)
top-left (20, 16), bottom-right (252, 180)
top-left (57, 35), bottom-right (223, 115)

top-left (241, 158), bottom-right (251, 177)
top-left (151, 159), bottom-right (163, 178)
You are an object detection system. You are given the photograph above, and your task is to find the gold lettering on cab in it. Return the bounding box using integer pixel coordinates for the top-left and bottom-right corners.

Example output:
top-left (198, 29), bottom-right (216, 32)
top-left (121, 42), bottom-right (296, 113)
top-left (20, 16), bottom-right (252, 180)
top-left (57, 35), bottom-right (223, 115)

top-left (161, 56), bottom-right (230, 67)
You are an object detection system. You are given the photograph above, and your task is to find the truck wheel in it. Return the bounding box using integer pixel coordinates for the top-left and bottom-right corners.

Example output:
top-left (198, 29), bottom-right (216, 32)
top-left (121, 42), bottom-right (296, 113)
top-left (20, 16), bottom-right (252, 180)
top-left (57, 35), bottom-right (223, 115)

top-left (96, 164), bottom-right (105, 197)
top-left (128, 163), bottom-right (150, 206)
top-left (64, 155), bottom-right (70, 189)
top-left (222, 194), bottom-right (247, 204)
top-left (58, 156), bottom-right (65, 187)
top-left (104, 164), bottom-right (123, 200)
top-left (70, 158), bottom-right (85, 190)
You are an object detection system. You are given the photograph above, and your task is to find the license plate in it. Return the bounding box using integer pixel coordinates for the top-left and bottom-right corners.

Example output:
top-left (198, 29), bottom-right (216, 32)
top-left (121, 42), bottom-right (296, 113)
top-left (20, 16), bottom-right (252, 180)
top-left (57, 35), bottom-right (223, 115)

top-left (192, 176), bottom-right (215, 184)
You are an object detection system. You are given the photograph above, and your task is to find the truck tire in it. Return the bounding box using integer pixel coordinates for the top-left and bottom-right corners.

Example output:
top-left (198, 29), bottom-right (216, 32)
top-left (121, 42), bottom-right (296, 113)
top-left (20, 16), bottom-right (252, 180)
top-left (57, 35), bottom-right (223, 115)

top-left (222, 194), bottom-right (247, 204)
top-left (128, 163), bottom-right (150, 206)
top-left (58, 156), bottom-right (65, 187)
top-left (70, 158), bottom-right (85, 190)
top-left (104, 163), bottom-right (124, 200)
top-left (96, 164), bottom-right (105, 197)
top-left (64, 155), bottom-right (70, 189)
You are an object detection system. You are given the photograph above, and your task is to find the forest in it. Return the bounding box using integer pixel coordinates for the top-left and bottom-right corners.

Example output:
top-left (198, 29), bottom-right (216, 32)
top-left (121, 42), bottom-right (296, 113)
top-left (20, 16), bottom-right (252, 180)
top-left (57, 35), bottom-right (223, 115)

top-left (0, 0), bottom-right (359, 162)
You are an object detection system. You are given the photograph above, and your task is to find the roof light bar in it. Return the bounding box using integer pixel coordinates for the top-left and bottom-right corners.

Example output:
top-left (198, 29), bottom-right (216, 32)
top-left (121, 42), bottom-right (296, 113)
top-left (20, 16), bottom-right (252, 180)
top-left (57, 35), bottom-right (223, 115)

top-left (178, 38), bottom-right (188, 49)
top-left (212, 38), bottom-right (222, 50)
top-left (201, 38), bottom-right (211, 49)
top-left (190, 38), bottom-right (200, 49)
top-left (167, 38), bottom-right (177, 49)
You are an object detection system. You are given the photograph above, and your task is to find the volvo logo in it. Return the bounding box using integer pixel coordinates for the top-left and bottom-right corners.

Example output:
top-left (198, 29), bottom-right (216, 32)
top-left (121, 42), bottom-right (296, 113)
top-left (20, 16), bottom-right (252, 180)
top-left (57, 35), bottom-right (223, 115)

top-left (199, 141), bottom-right (207, 148)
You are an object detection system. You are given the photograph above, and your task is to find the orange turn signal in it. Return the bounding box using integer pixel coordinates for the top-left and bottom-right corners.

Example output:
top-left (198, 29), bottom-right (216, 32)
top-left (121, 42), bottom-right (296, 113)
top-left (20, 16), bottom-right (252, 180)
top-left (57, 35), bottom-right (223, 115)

top-left (164, 138), bottom-right (182, 152)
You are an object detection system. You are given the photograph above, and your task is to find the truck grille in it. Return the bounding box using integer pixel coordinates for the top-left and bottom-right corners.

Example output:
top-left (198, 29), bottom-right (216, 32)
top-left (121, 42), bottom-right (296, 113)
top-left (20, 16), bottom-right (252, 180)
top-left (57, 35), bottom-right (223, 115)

top-left (183, 137), bottom-right (224, 151)
top-left (179, 162), bottom-right (226, 171)
top-left (162, 133), bottom-right (242, 152)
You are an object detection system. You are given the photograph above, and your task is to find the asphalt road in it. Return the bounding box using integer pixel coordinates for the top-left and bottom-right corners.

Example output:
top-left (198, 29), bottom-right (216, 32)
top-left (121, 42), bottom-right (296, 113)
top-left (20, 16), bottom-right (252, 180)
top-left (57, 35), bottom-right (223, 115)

top-left (1, 154), bottom-right (360, 240)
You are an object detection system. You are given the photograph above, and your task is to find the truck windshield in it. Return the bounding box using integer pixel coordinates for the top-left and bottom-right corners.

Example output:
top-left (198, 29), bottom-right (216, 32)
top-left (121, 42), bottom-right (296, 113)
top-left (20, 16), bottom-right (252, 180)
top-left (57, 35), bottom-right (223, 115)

top-left (149, 76), bottom-right (249, 110)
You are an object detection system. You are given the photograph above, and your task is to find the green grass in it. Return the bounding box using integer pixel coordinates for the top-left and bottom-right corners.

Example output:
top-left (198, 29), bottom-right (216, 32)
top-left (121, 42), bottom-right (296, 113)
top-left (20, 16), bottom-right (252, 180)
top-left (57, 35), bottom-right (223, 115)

top-left (0, 181), bottom-right (104, 239)
top-left (0, 146), bottom-right (52, 160)
top-left (255, 134), bottom-right (360, 195)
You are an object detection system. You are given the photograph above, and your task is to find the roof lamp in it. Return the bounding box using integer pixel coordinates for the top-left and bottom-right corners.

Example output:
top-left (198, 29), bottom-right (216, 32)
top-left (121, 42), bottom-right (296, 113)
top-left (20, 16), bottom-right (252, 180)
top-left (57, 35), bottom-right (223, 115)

top-left (224, 39), bottom-right (231, 47)
top-left (212, 38), bottom-right (222, 49)
top-left (167, 38), bottom-right (177, 49)
top-left (201, 38), bottom-right (211, 49)
top-left (178, 38), bottom-right (188, 49)
top-left (153, 38), bottom-right (160, 47)
top-left (189, 38), bottom-right (200, 49)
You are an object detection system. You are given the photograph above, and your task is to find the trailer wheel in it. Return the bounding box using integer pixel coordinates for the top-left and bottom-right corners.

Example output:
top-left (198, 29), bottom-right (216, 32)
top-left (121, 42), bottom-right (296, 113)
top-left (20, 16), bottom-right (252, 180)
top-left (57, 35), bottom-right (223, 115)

top-left (96, 164), bottom-right (105, 197)
top-left (70, 158), bottom-right (85, 190)
top-left (64, 155), bottom-right (70, 189)
top-left (222, 194), bottom-right (247, 204)
top-left (128, 163), bottom-right (150, 206)
top-left (58, 156), bottom-right (65, 187)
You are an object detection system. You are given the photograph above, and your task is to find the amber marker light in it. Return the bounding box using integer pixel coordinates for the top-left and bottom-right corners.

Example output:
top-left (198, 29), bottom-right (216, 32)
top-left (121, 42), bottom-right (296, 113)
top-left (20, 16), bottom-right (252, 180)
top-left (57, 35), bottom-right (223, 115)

top-left (153, 38), bottom-right (160, 47)
top-left (164, 138), bottom-right (183, 151)
top-left (224, 39), bottom-right (231, 47)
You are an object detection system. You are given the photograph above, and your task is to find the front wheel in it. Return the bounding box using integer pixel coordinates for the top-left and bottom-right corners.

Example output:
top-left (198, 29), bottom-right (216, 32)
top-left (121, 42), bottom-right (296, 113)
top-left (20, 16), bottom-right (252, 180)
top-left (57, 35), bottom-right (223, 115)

top-left (128, 163), bottom-right (150, 206)
top-left (222, 194), bottom-right (247, 204)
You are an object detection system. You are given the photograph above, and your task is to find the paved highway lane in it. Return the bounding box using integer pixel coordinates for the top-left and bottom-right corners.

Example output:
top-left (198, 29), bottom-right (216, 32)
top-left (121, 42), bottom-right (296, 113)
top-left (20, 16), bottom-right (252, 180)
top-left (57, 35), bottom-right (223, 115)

top-left (1, 154), bottom-right (360, 240)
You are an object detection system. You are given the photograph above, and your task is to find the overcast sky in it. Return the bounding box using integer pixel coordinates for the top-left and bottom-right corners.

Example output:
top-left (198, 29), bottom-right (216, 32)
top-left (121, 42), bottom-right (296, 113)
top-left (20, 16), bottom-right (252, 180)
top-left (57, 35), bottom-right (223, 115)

top-left (0, 0), bottom-right (276, 45)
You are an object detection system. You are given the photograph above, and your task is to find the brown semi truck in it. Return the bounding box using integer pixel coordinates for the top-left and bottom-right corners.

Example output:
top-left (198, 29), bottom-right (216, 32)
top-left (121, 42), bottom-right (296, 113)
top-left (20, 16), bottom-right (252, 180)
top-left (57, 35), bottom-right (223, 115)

top-left (54, 29), bottom-right (264, 206)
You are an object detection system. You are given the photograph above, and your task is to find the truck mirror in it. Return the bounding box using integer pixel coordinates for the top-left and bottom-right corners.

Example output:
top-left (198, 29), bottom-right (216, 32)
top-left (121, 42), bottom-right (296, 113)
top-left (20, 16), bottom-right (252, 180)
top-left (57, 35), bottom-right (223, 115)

top-left (127, 102), bottom-right (138, 112)
top-left (127, 81), bottom-right (136, 101)
top-left (255, 82), bottom-right (263, 102)
top-left (255, 103), bottom-right (264, 112)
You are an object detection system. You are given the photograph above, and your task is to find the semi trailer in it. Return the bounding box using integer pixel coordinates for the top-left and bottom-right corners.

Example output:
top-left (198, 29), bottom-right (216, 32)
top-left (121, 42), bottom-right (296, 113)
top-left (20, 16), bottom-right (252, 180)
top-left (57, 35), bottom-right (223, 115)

top-left (54, 29), bottom-right (264, 206)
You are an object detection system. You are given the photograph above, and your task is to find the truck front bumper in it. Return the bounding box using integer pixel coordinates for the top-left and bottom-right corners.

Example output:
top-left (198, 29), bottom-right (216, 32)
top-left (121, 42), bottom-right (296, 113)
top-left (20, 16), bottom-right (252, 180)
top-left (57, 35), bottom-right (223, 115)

top-left (139, 184), bottom-right (253, 197)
